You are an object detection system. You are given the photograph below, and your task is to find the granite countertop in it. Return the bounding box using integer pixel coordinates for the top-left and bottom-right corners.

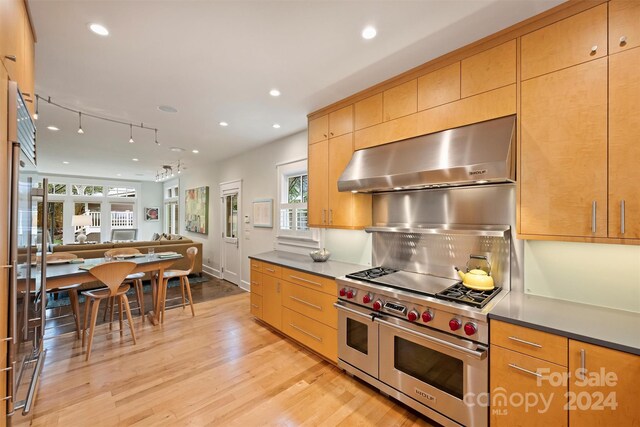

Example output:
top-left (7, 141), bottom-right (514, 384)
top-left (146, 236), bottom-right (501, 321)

top-left (249, 251), bottom-right (369, 279)
top-left (490, 291), bottom-right (640, 356)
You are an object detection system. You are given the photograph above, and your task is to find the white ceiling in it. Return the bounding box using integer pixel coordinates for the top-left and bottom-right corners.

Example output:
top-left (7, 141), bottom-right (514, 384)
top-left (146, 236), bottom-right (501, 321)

top-left (30, 0), bottom-right (564, 181)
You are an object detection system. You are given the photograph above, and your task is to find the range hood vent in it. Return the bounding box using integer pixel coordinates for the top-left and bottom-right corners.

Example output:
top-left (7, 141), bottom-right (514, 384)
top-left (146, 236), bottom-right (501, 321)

top-left (338, 115), bottom-right (516, 193)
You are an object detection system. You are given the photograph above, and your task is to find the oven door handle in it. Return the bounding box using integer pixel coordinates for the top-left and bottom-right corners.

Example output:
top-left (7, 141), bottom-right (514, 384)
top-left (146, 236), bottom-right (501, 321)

top-left (374, 317), bottom-right (488, 360)
top-left (333, 302), bottom-right (377, 321)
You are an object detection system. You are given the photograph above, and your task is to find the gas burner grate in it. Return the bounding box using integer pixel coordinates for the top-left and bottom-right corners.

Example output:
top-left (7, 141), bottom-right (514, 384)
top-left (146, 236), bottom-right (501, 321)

top-left (435, 282), bottom-right (501, 308)
top-left (346, 267), bottom-right (398, 282)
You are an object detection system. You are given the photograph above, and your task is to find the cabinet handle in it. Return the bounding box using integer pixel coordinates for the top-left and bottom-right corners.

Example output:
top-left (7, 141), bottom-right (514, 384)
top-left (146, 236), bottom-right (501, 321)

top-left (289, 295), bottom-right (322, 311)
top-left (323, 133), bottom-right (327, 138)
top-left (251, 281), bottom-right (260, 286)
top-left (579, 349), bottom-right (586, 380)
top-left (4, 55), bottom-right (16, 62)
top-left (329, 209), bottom-right (333, 225)
top-left (289, 275), bottom-right (322, 287)
top-left (590, 45), bottom-right (598, 55)
top-left (265, 268), bottom-right (275, 273)
top-left (591, 201), bottom-right (597, 233)
top-left (508, 336), bottom-right (542, 348)
top-left (251, 304), bottom-right (259, 309)
top-left (619, 36), bottom-right (627, 46)
top-left (508, 363), bottom-right (542, 378)
top-left (289, 323), bottom-right (323, 342)
top-left (321, 209), bottom-right (325, 224)
top-left (621, 200), bottom-right (625, 235)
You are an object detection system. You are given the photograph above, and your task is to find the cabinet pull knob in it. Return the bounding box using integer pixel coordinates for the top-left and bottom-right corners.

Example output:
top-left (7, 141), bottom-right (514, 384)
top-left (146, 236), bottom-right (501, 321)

top-left (621, 200), bottom-right (625, 235)
top-left (619, 36), bottom-right (627, 46)
top-left (508, 363), bottom-right (542, 378)
top-left (323, 134), bottom-right (327, 138)
top-left (592, 201), bottom-right (597, 233)
top-left (4, 55), bottom-right (16, 62)
top-left (507, 336), bottom-right (542, 348)
top-left (590, 45), bottom-right (598, 55)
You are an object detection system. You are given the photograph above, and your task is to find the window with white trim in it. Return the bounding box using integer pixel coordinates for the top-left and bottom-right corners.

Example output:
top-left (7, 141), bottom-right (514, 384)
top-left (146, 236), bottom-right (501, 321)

top-left (277, 160), bottom-right (311, 238)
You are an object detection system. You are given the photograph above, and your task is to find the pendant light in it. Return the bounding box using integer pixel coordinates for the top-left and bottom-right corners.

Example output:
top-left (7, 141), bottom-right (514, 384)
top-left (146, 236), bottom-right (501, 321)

top-left (77, 112), bottom-right (84, 134)
top-left (129, 124), bottom-right (134, 143)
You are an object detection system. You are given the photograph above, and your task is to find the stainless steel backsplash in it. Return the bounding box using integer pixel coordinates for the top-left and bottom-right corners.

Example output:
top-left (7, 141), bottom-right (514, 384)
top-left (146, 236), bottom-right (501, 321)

top-left (371, 184), bottom-right (523, 292)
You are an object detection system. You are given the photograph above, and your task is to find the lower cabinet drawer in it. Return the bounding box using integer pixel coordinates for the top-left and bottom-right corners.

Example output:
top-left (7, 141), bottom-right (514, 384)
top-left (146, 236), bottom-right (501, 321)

top-left (490, 345), bottom-right (568, 427)
top-left (282, 308), bottom-right (337, 363)
top-left (250, 271), bottom-right (263, 295)
top-left (250, 292), bottom-right (263, 319)
top-left (281, 281), bottom-right (337, 329)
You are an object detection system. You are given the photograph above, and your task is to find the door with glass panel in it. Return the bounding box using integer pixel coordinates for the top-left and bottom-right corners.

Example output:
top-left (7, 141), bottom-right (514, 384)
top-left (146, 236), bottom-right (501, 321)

top-left (220, 181), bottom-right (241, 285)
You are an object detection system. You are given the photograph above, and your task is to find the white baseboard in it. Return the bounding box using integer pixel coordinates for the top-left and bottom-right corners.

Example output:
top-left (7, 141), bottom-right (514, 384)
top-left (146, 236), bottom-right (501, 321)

top-left (203, 265), bottom-right (221, 278)
top-left (239, 279), bottom-right (250, 292)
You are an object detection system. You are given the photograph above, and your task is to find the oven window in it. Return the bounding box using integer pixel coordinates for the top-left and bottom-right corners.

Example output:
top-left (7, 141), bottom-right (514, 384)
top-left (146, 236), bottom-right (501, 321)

top-left (394, 336), bottom-right (463, 399)
top-left (346, 318), bottom-right (368, 355)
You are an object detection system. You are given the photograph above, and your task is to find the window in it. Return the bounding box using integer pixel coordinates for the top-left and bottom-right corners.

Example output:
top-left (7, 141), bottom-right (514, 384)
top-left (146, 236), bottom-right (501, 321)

top-left (225, 193), bottom-right (238, 238)
top-left (163, 181), bottom-right (179, 234)
top-left (107, 187), bottom-right (136, 198)
top-left (71, 185), bottom-right (104, 197)
top-left (277, 160), bottom-right (311, 238)
top-left (110, 203), bottom-right (135, 229)
top-left (74, 202), bottom-right (101, 242)
top-left (47, 183), bottom-right (67, 195)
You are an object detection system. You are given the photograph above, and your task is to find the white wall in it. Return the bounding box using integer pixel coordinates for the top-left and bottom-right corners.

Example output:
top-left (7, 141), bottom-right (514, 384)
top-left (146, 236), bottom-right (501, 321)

top-left (138, 181), bottom-right (164, 240)
top-left (524, 241), bottom-right (640, 313)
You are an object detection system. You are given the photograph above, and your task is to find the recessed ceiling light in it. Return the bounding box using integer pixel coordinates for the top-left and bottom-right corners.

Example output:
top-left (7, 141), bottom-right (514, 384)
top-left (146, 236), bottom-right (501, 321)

top-left (116, 173), bottom-right (122, 177)
top-left (362, 26), bottom-right (377, 40)
top-left (62, 161), bottom-right (69, 165)
top-left (89, 23), bottom-right (109, 36)
top-left (132, 158), bottom-right (139, 162)
top-left (272, 123), bottom-right (281, 129)
top-left (170, 147), bottom-right (185, 152)
top-left (158, 105), bottom-right (178, 113)
top-left (47, 126), bottom-right (60, 131)
top-left (219, 121), bottom-right (228, 127)
top-left (192, 149), bottom-right (199, 154)
top-left (269, 89), bottom-right (281, 97)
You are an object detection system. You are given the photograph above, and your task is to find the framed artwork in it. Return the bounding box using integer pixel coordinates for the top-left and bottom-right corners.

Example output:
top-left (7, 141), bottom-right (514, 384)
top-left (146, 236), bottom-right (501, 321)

top-left (253, 199), bottom-right (273, 228)
top-left (144, 207), bottom-right (159, 222)
top-left (185, 186), bottom-right (209, 234)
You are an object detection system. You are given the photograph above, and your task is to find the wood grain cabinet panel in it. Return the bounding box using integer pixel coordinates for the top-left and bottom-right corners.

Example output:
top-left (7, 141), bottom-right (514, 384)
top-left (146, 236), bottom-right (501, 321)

top-left (308, 114), bottom-right (328, 145)
top-left (282, 308), bottom-right (337, 362)
top-left (308, 140), bottom-right (328, 227)
top-left (490, 346), bottom-right (568, 427)
top-left (261, 262), bottom-right (282, 278)
top-left (250, 260), bottom-right (262, 272)
top-left (261, 274), bottom-right (282, 330)
top-left (22, 12), bottom-right (34, 110)
top-left (521, 4), bottom-right (607, 80)
top-left (609, 48), bottom-right (640, 239)
top-left (491, 320), bottom-right (568, 366)
top-left (281, 267), bottom-right (337, 296)
top-left (520, 59), bottom-right (607, 238)
top-left (461, 40), bottom-right (516, 97)
top-left (328, 133), bottom-right (355, 227)
top-left (0, 0), bottom-right (21, 80)
top-left (417, 62), bottom-right (460, 111)
top-left (354, 93), bottom-right (383, 130)
top-left (568, 340), bottom-right (640, 426)
top-left (383, 79), bottom-right (417, 121)
top-left (250, 270), bottom-right (262, 295)
top-left (328, 105), bottom-right (353, 138)
top-left (250, 292), bottom-right (263, 319)
top-left (281, 281), bottom-right (337, 329)
top-left (609, 0), bottom-right (640, 54)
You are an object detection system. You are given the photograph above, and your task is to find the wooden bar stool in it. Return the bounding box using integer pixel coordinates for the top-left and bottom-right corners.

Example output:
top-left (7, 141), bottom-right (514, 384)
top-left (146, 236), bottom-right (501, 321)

top-left (158, 247), bottom-right (198, 323)
top-left (102, 248), bottom-right (146, 323)
top-left (82, 261), bottom-right (137, 361)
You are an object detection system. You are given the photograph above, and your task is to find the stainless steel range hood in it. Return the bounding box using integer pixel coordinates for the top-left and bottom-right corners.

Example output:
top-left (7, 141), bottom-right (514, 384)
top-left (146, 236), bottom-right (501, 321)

top-left (338, 115), bottom-right (516, 193)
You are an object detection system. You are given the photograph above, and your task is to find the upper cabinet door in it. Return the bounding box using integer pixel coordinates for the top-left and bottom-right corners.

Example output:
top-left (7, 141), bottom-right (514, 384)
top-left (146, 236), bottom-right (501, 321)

top-left (327, 133), bottom-right (354, 227)
top-left (461, 40), bottom-right (516, 98)
top-left (308, 114), bottom-right (328, 145)
top-left (308, 140), bottom-right (329, 227)
top-left (354, 93), bottom-right (383, 130)
top-left (328, 105), bottom-right (353, 138)
top-left (383, 79), bottom-right (417, 121)
top-left (521, 4), bottom-right (607, 80)
top-left (0, 0), bottom-right (22, 80)
top-left (609, 0), bottom-right (640, 54)
top-left (417, 62), bottom-right (460, 111)
top-left (609, 48), bottom-right (640, 239)
top-left (520, 58), bottom-right (608, 238)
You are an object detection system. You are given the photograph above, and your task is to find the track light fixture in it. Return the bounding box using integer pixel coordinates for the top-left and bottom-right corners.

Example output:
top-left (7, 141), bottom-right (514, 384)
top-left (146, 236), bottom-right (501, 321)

top-left (155, 161), bottom-right (183, 181)
top-left (77, 112), bottom-right (84, 134)
top-left (155, 129), bottom-right (160, 145)
top-left (128, 124), bottom-right (135, 143)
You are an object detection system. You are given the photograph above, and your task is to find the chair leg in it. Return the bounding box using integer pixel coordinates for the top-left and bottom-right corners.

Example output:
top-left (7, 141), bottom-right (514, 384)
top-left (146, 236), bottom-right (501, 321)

top-left (82, 297), bottom-right (92, 348)
top-left (180, 276), bottom-right (186, 309)
top-left (161, 278), bottom-right (169, 324)
top-left (85, 298), bottom-right (101, 361)
top-left (68, 289), bottom-right (81, 340)
top-left (102, 296), bottom-right (110, 322)
top-left (109, 297), bottom-right (115, 330)
top-left (118, 297), bottom-right (124, 337)
top-left (184, 276), bottom-right (195, 317)
top-left (136, 279), bottom-right (145, 320)
top-left (151, 276), bottom-right (157, 313)
top-left (121, 294), bottom-right (137, 345)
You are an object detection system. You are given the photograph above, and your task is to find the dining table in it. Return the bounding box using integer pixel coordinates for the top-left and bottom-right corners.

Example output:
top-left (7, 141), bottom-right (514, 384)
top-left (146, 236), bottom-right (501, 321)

top-left (17, 254), bottom-right (183, 326)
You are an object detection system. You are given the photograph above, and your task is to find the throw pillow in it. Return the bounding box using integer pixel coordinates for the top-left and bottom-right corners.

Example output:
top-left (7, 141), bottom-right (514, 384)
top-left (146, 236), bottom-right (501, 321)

top-left (152, 233), bottom-right (160, 241)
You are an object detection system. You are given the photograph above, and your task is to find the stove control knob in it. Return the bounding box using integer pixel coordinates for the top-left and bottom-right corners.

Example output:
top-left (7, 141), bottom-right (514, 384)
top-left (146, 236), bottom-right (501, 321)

top-left (422, 310), bottom-right (434, 323)
top-left (373, 300), bottom-right (383, 311)
top-left (449, 318), bottom-right (462, 331)
top-left (362, 294), bottom-right (372, 304)
top-left (339, 288), bottom-right (347, 297)
top-left (346, 290), bottom-right (355, 299)
top-left (407, 310), bottom-right (419, 322)
top-left (464, 322), bottom-right (477, 336)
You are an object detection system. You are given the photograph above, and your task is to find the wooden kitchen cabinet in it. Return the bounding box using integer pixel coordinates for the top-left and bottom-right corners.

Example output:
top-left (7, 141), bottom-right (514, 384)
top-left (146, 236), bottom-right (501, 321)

top-left (519, 58), bottom-right (607, 238)
top-left (328, 133), bottom-right (356, 227)
top-left (282, 308), bottom-right (338, 362)
top-left (461, 40), bottom-right (516, 98)
top-left (21, 9), bottom-right (34, 109)
top-left (282, 281), bottom-right (337, 329)
top-left (383, 79), bottom-right (417, 121)
top-left (0, 0), bottom-right (22, 81)
top-left (328, 105), bottom-right (353, 138)
top-left (417, 62), bottom-right (460, 111)
top-left (308, 114), bottom-right (328, 145)
top-left (568, 340), bottom-right (640, 426)
top-left (491, 319), bottom-right (568, 366)
top-left (521, 4), bottom-right (607, 81)
top-left (608, 47), bottom-right (640, 239)
top-left (308, 139), bottom-right (329, 227)
top-left (261, 273), bottom-right (282, 330)
top-left (609, 0), bottom-right (640, 54)
top-left (354, 93), bottom-right (383, 130)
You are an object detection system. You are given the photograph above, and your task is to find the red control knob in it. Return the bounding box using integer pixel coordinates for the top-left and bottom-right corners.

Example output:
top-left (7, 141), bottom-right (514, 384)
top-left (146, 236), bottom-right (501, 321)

top-left (346, 290), bottom-right (354, 299)
top-left (422, 311), bottom-right (433, 323)
top-left (449, 318), bottom-right (462, 331)
top-left (339, 288), bottom-right (347, 297)
top-left (464, 322), bottom-right (477, 336)
top-left (363, 294), bottom-right (372, 304)
top-left (373, 300), bottom-right (383, 311)
top-left (407, 310), bottom-right (419, 322)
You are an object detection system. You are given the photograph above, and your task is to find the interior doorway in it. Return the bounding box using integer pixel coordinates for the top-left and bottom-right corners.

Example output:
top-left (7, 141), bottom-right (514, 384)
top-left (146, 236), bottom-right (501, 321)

top-left (220, 180), bottom-right (241, 285)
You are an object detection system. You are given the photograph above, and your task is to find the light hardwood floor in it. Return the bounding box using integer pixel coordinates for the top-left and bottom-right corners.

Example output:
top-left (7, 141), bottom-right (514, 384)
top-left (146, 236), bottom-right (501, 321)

top-left (17, 292), bottom-right (434, 426)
